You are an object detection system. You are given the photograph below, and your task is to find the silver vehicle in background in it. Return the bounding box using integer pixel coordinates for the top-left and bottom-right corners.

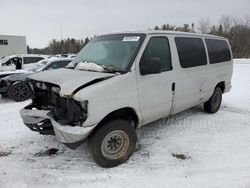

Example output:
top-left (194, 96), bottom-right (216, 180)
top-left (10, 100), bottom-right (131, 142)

top-left (0, 57), bottom-right (72, 101)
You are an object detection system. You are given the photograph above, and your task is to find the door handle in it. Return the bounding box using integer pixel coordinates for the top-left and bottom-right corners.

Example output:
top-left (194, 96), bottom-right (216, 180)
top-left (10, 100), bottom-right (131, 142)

top-left (172, 82), bottom-right (175, 92)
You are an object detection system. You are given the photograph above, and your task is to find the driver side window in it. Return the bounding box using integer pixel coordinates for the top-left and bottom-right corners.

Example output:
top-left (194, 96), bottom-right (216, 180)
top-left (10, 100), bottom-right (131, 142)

top-left (140, 37), bottom-right (172, 73)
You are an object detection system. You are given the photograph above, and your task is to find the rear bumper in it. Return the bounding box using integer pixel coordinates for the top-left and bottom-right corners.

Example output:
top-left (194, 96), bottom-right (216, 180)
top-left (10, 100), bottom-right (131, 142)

top-left (20, 107), bottom-right (96, 143)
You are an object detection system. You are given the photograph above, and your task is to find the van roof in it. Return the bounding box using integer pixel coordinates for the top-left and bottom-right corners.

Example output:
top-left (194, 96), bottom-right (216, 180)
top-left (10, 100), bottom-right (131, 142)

top-left (99, 30), bottom-right (226, 40)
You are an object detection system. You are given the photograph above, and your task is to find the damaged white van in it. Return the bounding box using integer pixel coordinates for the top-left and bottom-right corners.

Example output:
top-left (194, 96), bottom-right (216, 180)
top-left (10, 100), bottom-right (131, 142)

top-left (20, 31), bottom-right (233, 167)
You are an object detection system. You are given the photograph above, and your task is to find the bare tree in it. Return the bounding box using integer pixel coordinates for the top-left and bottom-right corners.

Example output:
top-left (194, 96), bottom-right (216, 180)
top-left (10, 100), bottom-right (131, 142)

top-left (244, 15), bottom-right (250, 27)
top-left (197, 17), bottom-right (211, 34)
top-left (219, 15), bottom-right (233, 34)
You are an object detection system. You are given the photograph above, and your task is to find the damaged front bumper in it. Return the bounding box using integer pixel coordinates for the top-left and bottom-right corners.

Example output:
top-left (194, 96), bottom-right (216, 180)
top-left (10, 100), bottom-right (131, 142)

top-left (20, 106), bottom-right (96, 144)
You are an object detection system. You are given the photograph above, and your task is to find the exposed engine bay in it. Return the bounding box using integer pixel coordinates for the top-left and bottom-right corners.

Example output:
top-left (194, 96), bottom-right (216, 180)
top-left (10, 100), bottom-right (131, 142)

top-left (27, 80), bottom-right (87, 127)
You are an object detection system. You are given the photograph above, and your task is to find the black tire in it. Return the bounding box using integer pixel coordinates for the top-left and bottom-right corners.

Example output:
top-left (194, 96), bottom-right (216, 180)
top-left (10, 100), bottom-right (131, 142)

top-left (88, 119), bottom-right (137, 168)
top-left (204, 87), bottom-right (222, 114)
top-left (8, 81), bottom-right (31, 102)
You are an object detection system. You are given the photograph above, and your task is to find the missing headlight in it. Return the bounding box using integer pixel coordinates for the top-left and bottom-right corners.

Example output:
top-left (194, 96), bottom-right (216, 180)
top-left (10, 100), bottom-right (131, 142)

top-left (53, 98), bottom-right (88, 126)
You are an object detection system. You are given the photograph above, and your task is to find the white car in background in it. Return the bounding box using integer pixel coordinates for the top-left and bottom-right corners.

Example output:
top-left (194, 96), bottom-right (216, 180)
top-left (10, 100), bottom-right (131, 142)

top-left (0, 54), bottom-right (48, 73)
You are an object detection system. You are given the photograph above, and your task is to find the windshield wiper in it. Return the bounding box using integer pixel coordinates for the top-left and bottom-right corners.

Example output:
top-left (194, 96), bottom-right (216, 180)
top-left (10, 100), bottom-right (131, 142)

top-left (101, 65), bottom-right (123, 74)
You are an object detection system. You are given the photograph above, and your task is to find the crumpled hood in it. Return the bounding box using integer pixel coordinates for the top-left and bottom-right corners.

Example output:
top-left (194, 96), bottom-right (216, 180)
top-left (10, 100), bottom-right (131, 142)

top-left (28, 68), bottom-right (116, 96)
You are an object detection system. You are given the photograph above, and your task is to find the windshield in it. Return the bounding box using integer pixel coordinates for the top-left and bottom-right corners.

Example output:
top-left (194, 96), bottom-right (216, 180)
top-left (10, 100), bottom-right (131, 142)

top-left (25, 60), bottom-right (48, 72)
top-left (73, 34), bottom-right (145, 72)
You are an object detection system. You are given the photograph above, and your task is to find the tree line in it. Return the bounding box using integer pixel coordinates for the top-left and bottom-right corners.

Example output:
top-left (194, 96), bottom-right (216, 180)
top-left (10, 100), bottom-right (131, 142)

top-left (28, 37), bottom-right (90, 55)
top-left (152, 15), bottom-right (250, 58)
top-left (28, 15), bottom-right (250, 58)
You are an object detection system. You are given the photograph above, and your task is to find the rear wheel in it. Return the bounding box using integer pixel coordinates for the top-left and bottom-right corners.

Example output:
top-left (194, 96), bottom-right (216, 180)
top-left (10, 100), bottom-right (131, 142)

top-left (8, 81), bottom-right (31, 102)
top-left (204, 87), bottom-right (222, 114)
top-left (88, 119), bottom-right (137, 168)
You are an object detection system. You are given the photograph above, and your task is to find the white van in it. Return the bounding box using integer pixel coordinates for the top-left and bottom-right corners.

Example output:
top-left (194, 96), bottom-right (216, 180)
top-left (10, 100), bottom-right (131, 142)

top-left (20, 31), bottom-right (233, 167)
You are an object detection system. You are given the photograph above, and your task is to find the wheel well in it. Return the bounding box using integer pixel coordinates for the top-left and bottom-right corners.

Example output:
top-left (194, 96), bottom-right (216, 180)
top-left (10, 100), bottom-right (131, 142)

top-left (88, 107), bottom-right (139, 138)
top-left (216, 81), bottom-right (225, 93)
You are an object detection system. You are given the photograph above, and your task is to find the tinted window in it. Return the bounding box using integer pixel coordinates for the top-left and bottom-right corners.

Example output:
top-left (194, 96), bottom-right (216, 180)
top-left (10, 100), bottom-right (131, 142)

top-left (23, 57), bottom-right (44, 64)
top-left (205, 39), bottom-right (231, 64)
top-left (58, 61), bottom-right (71, 68)
top-left (175, 37), bottom-right (207, 68)
top-left (45, 60), bottom-right (70, 70)
top-left (140, 37), bottom-right (172, 72)
top-left (35, 57), bottom-right (44, 62)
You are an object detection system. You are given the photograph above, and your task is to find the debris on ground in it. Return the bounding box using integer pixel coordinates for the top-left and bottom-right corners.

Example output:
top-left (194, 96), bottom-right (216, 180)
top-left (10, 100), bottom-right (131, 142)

top-left (34, 148), bottom-right (59, 157)
top-left (0, 151), bottom-right (11, 157)
top-left (172, 153), bottom-right (191, 160)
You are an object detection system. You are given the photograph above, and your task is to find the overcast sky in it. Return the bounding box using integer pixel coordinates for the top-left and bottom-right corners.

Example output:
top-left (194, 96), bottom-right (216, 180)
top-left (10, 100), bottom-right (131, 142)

top-left (0, 0), bottom-right (249, 48)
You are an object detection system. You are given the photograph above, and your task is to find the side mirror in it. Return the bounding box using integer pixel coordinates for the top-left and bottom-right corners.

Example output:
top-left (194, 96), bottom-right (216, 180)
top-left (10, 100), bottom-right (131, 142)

top-left (140, 58), bottom-right (162, 75)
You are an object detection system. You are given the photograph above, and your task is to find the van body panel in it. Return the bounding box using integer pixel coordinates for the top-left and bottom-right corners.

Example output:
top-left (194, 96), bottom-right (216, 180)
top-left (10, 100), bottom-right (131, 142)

top-left (73, 71), bottom-right (144, 128)
top-left (135, 35), bottom-right (176, 126)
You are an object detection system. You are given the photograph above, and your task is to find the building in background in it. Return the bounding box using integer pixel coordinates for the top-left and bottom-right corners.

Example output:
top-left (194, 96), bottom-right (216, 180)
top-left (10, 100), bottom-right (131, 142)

top-left (0, 35), bottom-right (27, 59)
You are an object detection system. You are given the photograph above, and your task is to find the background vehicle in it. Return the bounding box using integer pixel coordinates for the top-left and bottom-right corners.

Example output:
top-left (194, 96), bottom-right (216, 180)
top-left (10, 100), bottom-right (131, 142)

top-left (19, 31), bottom-right (233, 167)
top-left (56, 54), bottom-right (76, 58)
top-left (0, 54), bottom-right (49, 72)
top-left (0, 35), bottom-right (27, 59)
top-left (0, 57), bottom-right (72, 101)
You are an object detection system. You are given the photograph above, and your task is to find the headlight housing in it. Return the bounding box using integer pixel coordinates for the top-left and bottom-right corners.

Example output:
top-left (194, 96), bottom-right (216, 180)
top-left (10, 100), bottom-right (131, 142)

top-left (79, 100), bottom-right (88, 111)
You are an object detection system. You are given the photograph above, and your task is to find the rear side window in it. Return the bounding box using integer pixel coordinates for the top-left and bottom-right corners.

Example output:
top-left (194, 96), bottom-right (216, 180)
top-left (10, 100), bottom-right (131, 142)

top-left (205, 39), bottom-right (231, 64)
top-left (141, 37), bottom-right (172, 71)
top-left (45, 61), bottom-right (71, 70)
top-left (23, 57), bottom-right (44, 64)
top-left (175, 37), bottom-right (207, 68)
top-left (59, 61), bottom-right (71, 68)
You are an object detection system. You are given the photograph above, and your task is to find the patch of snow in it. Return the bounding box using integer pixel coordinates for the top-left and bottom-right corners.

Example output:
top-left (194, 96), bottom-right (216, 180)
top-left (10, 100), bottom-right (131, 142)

top-left (233, 58), bottom-right (250, 64)
top-left (75, 61), bottom-right (104, 72)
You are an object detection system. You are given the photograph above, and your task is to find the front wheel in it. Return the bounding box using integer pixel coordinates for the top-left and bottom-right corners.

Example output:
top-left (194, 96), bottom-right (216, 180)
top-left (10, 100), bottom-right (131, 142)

top-left (8, 81), bottom-right (32, 102)
top-left (204, 87), bottom-right (222, 114)
top-left (88, 119), bottom-right (137, 168)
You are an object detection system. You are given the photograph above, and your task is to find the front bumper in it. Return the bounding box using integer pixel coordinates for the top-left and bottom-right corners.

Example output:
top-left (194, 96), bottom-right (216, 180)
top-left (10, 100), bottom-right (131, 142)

top-left (20, 107), bottom-right (96, 144)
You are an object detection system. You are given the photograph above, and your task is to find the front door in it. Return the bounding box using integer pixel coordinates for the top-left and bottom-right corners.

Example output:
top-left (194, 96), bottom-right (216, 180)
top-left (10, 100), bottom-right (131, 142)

top-left (136, 36), bottom-right (175, 125)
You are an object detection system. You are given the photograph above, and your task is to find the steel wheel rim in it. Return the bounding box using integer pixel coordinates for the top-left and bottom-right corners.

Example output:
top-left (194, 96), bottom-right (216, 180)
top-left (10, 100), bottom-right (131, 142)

top-left (101, 130), bottom-right (129, 160)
